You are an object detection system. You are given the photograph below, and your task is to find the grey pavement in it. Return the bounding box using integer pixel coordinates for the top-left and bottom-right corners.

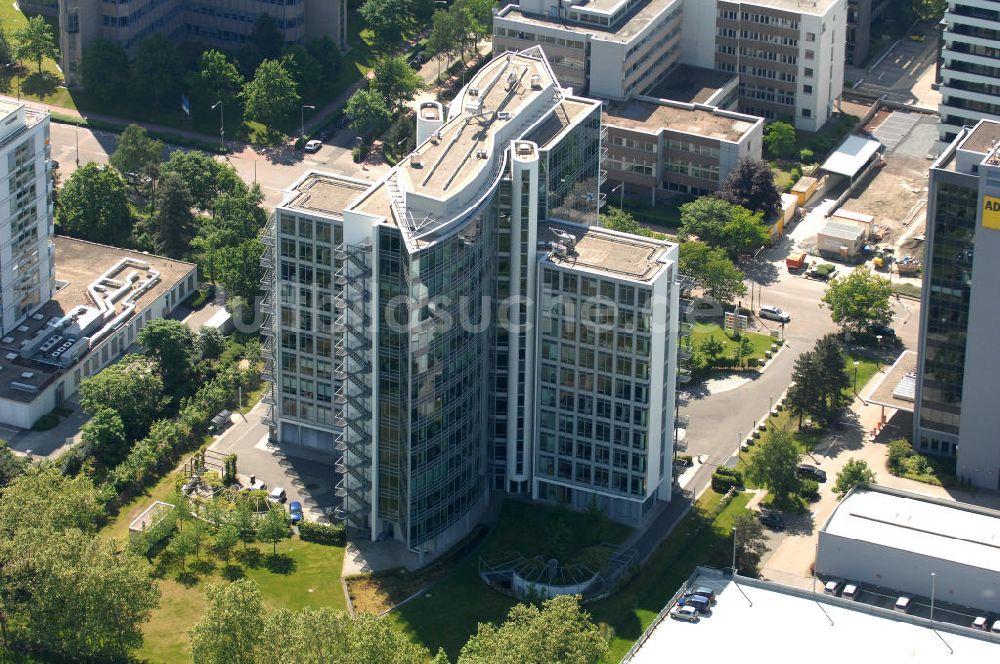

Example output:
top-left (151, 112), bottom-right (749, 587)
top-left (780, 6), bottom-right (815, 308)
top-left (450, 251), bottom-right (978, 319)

top-left (6, 398), bottom-right (86, 457)
top-left (850, 23), bottom-right (941, 108)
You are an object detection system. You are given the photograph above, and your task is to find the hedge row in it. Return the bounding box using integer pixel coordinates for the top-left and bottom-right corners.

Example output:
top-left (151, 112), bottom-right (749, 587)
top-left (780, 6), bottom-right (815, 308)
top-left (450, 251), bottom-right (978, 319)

top-left (298, 520), bottom-right (345, 546)
top-left (711, 467), bottom-right (744, 494)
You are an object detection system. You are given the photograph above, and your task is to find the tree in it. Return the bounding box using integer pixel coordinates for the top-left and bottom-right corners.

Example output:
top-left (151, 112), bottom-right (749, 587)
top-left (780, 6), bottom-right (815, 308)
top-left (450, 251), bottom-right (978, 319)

top-left (428, 9), bottom-right (462, 76)
top-left (359, 0), bottom-right (413, 50)
top-left (213, 524), bottom-right (239, 562)
top-left (130, 34), bottom-right (180, 107)
top-left (79, 354), bottom-right (165, 441)
top-left (216, 238), bottom-right (265, 302)
top-left (256, 507), bottom-right (290, 555)
top-left (194, 186), bottom-right (266, 284)
top-left (745, 429), bottom-right (800, 504)
top-left (458, 595), bottom-right (607, 664)
top-left (763, 121), bottom-right (797, 159)
top-left (719, 157), bottom-right (782, 219)
top-left (787, 351), bottom-right (826, 427)
top-left (189, 579), bottom-right (265, 664)
top-left (679, 197), bottom-right (769, 258)
top-left (372, 55), bottom-right (426, 112)
top-left (812, 334), bottom-right (852, 415)
top-left (161, 150), bottom-right (246, 213)
top-left (0, 440), bottom-right (26, 488)
top-left (913, 0), bottom-right (946, 20)
top-left (196, 49), bottom-right (245, 112)
top-left (735, 335), bottom-right (754, 369)
top-left (168, 522), bottom-right (199, 573)
top-left (81, 38), bottom-right (129, 103)
top-left (199, 326), bottom-right (226, 360)
top-left (732, 511), bottom-right (769, 576)
top-left (834, 459), bottom-right (877, 498)
top-left (678, 241), bottom-right (747, 303)
top-left (281, 44), bottom-right (324, 100)
top-left (821, 267), bottom-right (893, 334)
top-left (699, 336), bottom-right (725, 368)
top-left (247, 13), bottom-right (284, 65)
top-left (242, 59), bottom-right (300, 131)
top-left (230, 500), bottom-right (256, 549)
top-left (56, 163), bottom-right (133, 246)
top-left (0, 465), bottom-right (104, 538)
top-left (154, 172), bottom-right (196, 259)
top-left (600, 207), bottom-right (655, 238)
top-left (109, 124), bottom-right (164, 186)
top-left (13, 16), bottom-right (57, 74)
top-left (138, 319), bottom-right (196, 393)
top-left (345, 88), bottom-right (392, 139)
top-left (80, 407), bottom-right (128, 465)
top-left (307, 37), bottom-right (341, 85)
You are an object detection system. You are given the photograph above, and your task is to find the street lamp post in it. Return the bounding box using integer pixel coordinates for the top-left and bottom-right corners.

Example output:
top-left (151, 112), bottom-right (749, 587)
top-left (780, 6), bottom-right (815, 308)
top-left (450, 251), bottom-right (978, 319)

top-left (853, 360), bottom-right (860, 394)
top-left (301, 104), bottom-right (316, 138)
top-left (611, 181), bottom-right (625, 209)
top-left (75, 126), bottom-right (80, 167)
top-left (930, 572), bottom-right (937, 621)
top-left (211, 101), bottom-right (224, 151)
top-left (875, 335), bottom-right (883, 370)
top-left (731, 527), bottom-right (738, 576)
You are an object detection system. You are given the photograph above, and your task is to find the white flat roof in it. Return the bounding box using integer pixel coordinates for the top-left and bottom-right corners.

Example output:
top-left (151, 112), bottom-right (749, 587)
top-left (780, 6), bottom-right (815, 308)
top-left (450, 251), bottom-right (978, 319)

top-left (823, 486), bottom-right (1000, 574)
top-left (821, 135), bottom-right (882, 178)
top-left (626, 572), bottom-right (1000, 663)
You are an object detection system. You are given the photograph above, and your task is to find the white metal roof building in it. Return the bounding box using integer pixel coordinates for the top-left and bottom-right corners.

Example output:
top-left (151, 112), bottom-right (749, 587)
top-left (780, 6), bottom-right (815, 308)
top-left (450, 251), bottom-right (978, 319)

top-left (624, 568), bottom-right (1000, 663)
top-left (820, 135), bottom-right (882, 179)
top-left (817, 485), bottom-right (1000, 613)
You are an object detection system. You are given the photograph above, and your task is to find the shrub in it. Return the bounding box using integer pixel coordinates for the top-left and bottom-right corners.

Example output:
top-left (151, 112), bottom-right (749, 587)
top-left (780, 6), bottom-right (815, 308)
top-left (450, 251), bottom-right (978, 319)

top-left (800, 148), bottom-right (815, 163)
top-left (31, 413), bottom-right (60, 431)
top-left (887, 438), bottom-right (912, 473)
top-left (351, 145), bottom-right (364, 162)
top-left (298, 520), bottom-right (345, 546)
top-left (711, 468), bottom-right (743, 493)
top-left (799, 478), bottom-right (820, 501)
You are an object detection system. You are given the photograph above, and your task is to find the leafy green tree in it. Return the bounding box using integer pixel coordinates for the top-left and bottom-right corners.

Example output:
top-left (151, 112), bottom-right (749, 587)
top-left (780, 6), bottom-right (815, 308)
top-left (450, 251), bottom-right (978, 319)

top-left (0, 440), bottom-right (26, 488)
top-left (913, 0), bottom-right (946, 20)
top-left (678, 240), bottom-right (747, 303)
top-left (345, 88), bottom-right (392, 139)
top-left (216, 238), bottom-right (265, 302)
top-left (256, 506), bottom-right (290, 555)
top-left (732, 511), bottom-right (769, 576)
top-left (130, 34), bottom-right (180, 106)
top-left (230, 500), bottom-right (256, 549)
top-left (56, 163), bottom-right (133, 246)
top-left (138, 319), bottom-right (196, 394)
top-left (169, 522), bottom-right (199, 573)
top-left (600, 207), bottom-right (654, 237)
top-left (189, 579), bottom-right (264, 664)
top-left (13, 15), bottom-right (57, 73)
top-left (813, 334), bottom-right (852, 415)
top-left (160, 150), bottom-right (246, 212)
top-left (81, 38), bottom-right (129, 103)
top-left (260, 607), bottom-right (430, 664)
top-left (821, 267), bottom-right (893, 334)
top-left (887, 438), bottom-right (913, 474)
top-left (281, 44), bottom-right (324, 100)
top-left (80, 407), bottom-right (128, 465)
top-left (428, 9), bottom-right (461, 76)
top-left (109, 124), bottom-right (164, 187)
top-left (679, 197), bottom-right (769, 258)
top-left (745, 429), bottom-right (800, 504)
top-left (834, 458), bottom-right (877, 498)
top-left (198, 326), bottom-right (226, 360)
top-left (242, 59), bottom-right (300, 131)
top-left (245, 13), bottom-right (284, 69)
top-left (359, 0), bottom-right (413, 50)
top-left (153, 172), bottom-right (196, 259)
top-left (372, 55), bottom-right (426, 112)
top-left (307, 37), bottom-right (341, 85)
top-left (698, 336), bottom-right (725, 369)
top-left (0, 465), bottom-right (104, 538)
top-left (764, 121), bottom-right (797, 159)
top-left (196, 49), bottom-right (245, 111)
top-left (735, 335), bottom-right (754, 369)
top-left (194, 186), bottom-right (266, 283)
top-left (79, 354), bottom-right (165, 441)
top-left (719, 157), bottom-right (782, 219)
top-left (213, 524), bottom-right (239, 562)
top-left (787, 351), bottom-right (826, 427)
top-left (458, 594), bottom-right (607, 664)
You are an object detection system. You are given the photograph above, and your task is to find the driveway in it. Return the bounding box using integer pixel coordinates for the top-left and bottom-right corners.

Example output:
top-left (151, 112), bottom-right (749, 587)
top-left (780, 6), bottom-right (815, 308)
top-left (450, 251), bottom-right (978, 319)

top-left (208, 401), bottom-right (339, 523)
top-left (850, 23), bottom-right (942, 109)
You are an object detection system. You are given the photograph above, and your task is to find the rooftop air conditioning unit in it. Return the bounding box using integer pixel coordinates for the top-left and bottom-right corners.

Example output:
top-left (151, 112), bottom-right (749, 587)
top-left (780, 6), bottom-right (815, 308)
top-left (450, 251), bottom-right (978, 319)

top-left (20, 372), bottom-right (33, 379)
top-left (530, 74), bottom-right (542, 89)
top-left (411, 156), bottom-right (423, 168)
top-left (469, 87), bottom-right (479, 96)
top-left (497, 111), bottom-right (512, 120)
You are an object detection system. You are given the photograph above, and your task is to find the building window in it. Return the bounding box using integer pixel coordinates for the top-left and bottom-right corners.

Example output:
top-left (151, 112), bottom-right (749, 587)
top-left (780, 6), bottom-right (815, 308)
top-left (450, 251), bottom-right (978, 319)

top-left (802, 108), bottom-right (812, 117)
top-left (806, 32), bottom-right (815, 41)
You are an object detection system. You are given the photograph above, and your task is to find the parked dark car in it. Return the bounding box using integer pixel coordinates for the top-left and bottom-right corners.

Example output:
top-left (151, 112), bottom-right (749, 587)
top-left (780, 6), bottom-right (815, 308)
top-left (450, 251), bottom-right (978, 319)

top-left (208, 409), bottom-right (232, 434)
top-left (678, 594), bottom-right (712, 614)
top-left (797, 463), bottom-right (827, 483)
top-left (758, 510), bottom-right (786, 531)
top-left (288, 500), bottom-right (303, 524)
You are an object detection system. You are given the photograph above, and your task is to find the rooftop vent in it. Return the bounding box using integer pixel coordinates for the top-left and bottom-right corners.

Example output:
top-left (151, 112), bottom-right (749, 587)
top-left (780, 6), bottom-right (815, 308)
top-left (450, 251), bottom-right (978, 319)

top-left (516, 143), bottom-right (534, 157)
top-left (469, 87), bottom-right (479, 97)
top-left (4, 353), bottom-right (16, 360)
top-left (530, 74), bottom-right (542, 90)
top-left (411, 156), bottom-right (423, 168)
top-left (476, 149), bottom-right (488, 159)
top-left (20, 371), bottom-right (34, 379)
top-left (16, 325), bottom-right (28, 333)
top-left (497, 111), bottom-right (511, 120)
top-left (31, 313), bottom-right (43, 321)
top-left (1, 337), bottom-right (12, 344)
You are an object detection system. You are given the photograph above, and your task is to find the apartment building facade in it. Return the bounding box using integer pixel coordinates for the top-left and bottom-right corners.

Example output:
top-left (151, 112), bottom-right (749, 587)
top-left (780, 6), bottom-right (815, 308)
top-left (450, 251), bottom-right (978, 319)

top-left (915, 120), bottom-right (1000, 489)
top-left (262, 48), bottom-right (681, 557)
top-left (58, 0), bottom-right (346, 86)
top-left (602, 96), bottom-right (764, 202)
top-left (845, 0), bottom-right (891, 65)
top-left (938, 0), bottom-right (1000, 140)
top-left (0, 101), bottom-right (53, 338)
top-left (495, 0), bottom-right (846, 131)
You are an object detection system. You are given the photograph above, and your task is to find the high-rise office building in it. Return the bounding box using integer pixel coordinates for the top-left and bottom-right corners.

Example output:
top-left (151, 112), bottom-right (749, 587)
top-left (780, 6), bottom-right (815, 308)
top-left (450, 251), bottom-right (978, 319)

top-left (915, 119), bottom-right (1000, 489)
top-left (494, 0), bottom-right (846, 131)
top-left (262, 48), bottom-right (682, 557)
top-left (0, 101), bottom-right (53, 337)
top-left (938, 0), bottom-right (1000, 141)
top-left (58, 0), bottom-right (346, 87)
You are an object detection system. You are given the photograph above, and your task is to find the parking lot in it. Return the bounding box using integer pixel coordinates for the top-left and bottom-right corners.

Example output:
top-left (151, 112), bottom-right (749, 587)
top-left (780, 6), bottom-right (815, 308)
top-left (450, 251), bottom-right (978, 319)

top-left (851, 24), bottom-right (941, 109)
top-left (822, 580), bottom-right (995, 632)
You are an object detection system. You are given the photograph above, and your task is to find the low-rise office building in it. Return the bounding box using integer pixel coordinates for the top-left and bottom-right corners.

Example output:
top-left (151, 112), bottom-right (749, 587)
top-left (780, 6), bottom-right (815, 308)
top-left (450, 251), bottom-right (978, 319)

top-left (495, 0), bottom-right (847, 131)
top-left (817, 484), bottom-right (1000, 614)
top-left (602, 96), bottom-right (763, 202)
top-left (0, 237), bottom-right (196, 429)
top-left (58, 0), bottom-right (347, 87)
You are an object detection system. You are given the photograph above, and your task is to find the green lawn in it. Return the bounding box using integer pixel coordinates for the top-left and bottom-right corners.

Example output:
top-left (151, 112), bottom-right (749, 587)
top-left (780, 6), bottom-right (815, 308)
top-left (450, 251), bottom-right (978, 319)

top-left (591, 491), bottom-right (752, 662)
top-left (387, 500), bottom-right (631, 660)
top-left (0, 3), bottom-right (74, 108)
top-left (139, 536), bottom-right (346, 664)
top-left (690, 323), bottom-right (777, 371)
top-left (621, 200), bottom-right (681, 234)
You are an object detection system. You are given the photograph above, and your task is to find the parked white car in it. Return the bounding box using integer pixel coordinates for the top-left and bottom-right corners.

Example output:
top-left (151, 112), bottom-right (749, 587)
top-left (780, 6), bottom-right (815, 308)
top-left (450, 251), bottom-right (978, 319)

top-left (670, 605), bottom-right (700, 623)
top-left (759, 305), bottom-right (791, 323)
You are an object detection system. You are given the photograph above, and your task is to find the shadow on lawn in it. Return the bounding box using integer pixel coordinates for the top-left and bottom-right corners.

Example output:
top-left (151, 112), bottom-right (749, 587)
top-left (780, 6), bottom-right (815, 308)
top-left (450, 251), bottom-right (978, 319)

top-left (222, 564), bottom-right (246, 581)
top-left (235, 548), bottom-right (264, 569)
top-left (21, 72), bottom-right (60, 99)
top-left (265, 553), bottom-right (296, 575)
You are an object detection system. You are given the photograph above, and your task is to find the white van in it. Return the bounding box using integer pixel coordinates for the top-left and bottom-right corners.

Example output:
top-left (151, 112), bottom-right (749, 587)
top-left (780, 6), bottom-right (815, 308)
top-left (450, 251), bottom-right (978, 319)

top-left (759, 305), bottom-right (791, 323)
